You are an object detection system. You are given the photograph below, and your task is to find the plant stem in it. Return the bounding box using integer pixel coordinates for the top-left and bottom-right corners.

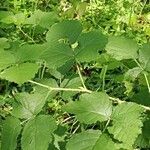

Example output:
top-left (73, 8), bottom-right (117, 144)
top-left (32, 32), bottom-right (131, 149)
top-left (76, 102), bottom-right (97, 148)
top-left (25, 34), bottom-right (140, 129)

top-left (18, 26), bottom-right (35, 43)
top-left (28, 80), bottom-right (92, 93)
top-left (144, 73), bottom-right (150, 93)
top-left (100, 65), bottom-right (108, 91)
top-left (28, 80), bottom-right (150, 111)
top-left (76, 64), bottom-right (87, 89)
top-left (109, 96), bottom-right (150, 111)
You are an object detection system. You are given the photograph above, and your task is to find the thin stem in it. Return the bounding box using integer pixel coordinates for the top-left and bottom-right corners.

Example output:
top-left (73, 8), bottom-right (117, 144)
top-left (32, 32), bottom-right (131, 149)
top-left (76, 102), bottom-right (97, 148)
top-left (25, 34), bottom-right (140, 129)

top-left (18, 26), bottom-right (35, 43)
top-left (28, 80), bottom-right (92, 93)
top-left (144, 73), bottom-right (150, 93)
top-left (40, 62), bottom-right (46, 79)
top-left (102, 118), bottom-right (110, 132)
top-left (76, 64), bottom-right (87, 89)
top-left (28, 80), bottom-right (150, 111)
top-left (109, 96), bottom-right (150, 111)
top-left (100, 65), bottom-right (108, 91)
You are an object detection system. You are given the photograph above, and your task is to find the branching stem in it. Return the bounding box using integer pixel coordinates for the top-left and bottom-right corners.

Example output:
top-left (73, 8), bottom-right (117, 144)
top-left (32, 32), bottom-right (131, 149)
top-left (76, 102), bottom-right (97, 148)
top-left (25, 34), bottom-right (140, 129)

top-left (28, 80), bottom-right (150, 111)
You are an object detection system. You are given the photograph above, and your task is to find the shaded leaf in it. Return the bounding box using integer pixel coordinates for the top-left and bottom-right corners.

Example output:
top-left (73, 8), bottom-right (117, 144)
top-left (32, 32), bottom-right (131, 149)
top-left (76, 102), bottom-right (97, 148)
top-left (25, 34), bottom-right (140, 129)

top-left (76, 31), bottom-right (107, 62)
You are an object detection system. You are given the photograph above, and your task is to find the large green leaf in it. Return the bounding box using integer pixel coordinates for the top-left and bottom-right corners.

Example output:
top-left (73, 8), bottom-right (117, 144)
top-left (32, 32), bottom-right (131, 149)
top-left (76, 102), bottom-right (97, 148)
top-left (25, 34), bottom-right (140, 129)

top-left (0, 62), bottom-right (39, 84)
top-left (46, 20), bottom-right (82, 44)
top-left (66, 130), bottom-right (116, 150)
top-left (64, 92), bottom-right (112, 124)
top-left (1, 117), bottom-right (21, 150)
top-left (106, 36), bottom-right (138, 60)
top-left (15, 44), bottom-right (45, 62)
top-left (139, 43), bottom-right (150, 72)
top-left (0, 51), bottom-right (15, 71)
top-left (22, 115), bottom-right (57, 150)
top-left (12, 92), bottom-right (48, 119)
top-left (108, 102), bottom-right (144, 149)
top-left (76, 31), bottom-right (107, 62)
top-left (25, 10), bottom-right (58, 28)
top-left (40, 43), bottom-right (74, 68)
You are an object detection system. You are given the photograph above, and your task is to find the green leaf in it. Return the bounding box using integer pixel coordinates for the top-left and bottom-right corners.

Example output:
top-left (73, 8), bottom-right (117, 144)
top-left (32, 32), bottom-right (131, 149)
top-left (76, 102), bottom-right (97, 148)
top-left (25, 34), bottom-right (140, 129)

top-left (0, 63), bottom-right (39, 84)
top-left (1, 117), bottom-right (21, 150)
top-left (124, 67), bottom-right (142, 81)
top-left (66, 130), bottom-right (101, 150)
top-left (15, 44), bottom-right (45, 62)
top-left (46, 20), bottom-right (82, 44)
top-left (76, 31), bottom-right (107, 62)
top-left (1, 12), bottom-right (26, 25)
top-left (64, 92), bottom-right (112, 124)
top-left (12, 92), bottom-right (48, 119)
top-left (108, 102), bottom-right (144, 149)
top-left (106, 36), bottom-right (138, 60)
top-left (0, 51), bottom-right (15, 71)
top-left (66, 130), bottom-right (116, 150)
top-left (0, 38), bottom-right (10, 49)
top-left (25, 10), bottom-right (58, 28)
top-left (93, 133), bottom-right (116, 150)
top-left (40, 43), bottom-right (74, 68)
top-left (139, 43), bottom-right (150, 72)
top-left (22, 115), bottom-right (57, 150)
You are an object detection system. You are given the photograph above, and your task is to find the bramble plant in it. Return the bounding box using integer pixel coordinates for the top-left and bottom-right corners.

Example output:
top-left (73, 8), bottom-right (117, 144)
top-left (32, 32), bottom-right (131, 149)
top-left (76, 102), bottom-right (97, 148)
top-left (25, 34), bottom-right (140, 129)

top-left (0, 1), bottom-right (150, 150)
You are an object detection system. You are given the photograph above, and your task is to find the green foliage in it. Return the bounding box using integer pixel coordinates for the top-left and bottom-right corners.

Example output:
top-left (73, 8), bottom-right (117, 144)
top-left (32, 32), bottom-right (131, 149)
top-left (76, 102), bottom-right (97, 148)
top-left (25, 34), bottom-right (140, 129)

top-left (22, 115), bottom-right (57, 150)
top-left (1, 117), bottom-right (21, 150)
top-left (64, 92), bottom-right (112, 124)
top-left (0, 1), bottom-right (150, 150)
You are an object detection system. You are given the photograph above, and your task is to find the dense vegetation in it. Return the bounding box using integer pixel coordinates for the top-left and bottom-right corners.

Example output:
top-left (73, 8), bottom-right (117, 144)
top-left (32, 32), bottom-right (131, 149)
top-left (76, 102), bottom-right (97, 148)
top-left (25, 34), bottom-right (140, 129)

top-left (0, 0), bottom-right (150, 150)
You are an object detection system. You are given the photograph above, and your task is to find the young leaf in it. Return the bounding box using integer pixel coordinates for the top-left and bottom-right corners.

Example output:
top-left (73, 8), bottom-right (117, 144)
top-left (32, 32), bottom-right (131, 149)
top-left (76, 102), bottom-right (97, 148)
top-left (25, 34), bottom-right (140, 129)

top-left (64, 92), bottom-right (112, 124)
top-left (46, 20), bottom-right (82, 44)
top-left (0, 63), bottom-right (39, 84)
top-left (22, 115), bottom-right (57, 150)
top-left (108, 102), bottom-right (144, 149)
top-left (1, 117), bottom-right (21, 150)
top-left (139, 43), bottom-right (150, 72)
top-left (106, 36), bottom-right (138, 60)
top-left (12, 92), bottom-right (48, 119)
top-left (66, 130), bottom-right (116, 150)
top-left (76, 31), bottom-right (107, 62)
